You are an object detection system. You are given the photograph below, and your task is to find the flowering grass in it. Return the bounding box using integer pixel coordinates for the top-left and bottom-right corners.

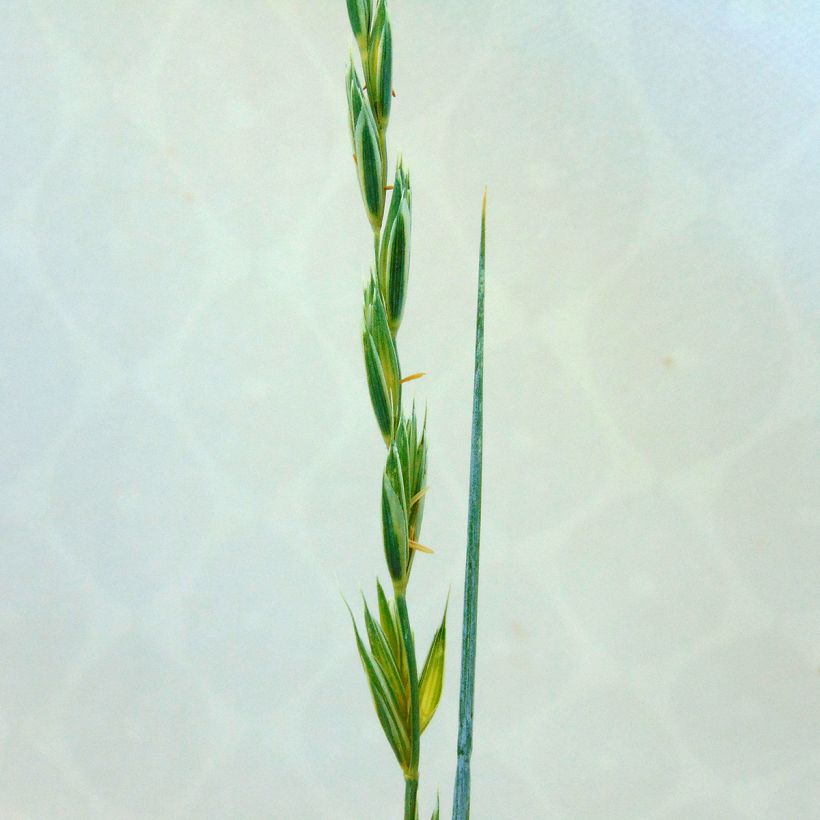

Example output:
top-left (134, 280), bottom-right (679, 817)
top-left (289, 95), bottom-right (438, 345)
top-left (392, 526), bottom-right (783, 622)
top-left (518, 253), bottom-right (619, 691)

top-left (342, 3), bottom-right (485, 817)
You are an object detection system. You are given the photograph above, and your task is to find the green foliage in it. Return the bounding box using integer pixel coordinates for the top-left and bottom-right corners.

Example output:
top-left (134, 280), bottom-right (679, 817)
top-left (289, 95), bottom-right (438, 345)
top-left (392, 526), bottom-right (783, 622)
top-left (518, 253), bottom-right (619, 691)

top-left (452, 195), bottom-right (487, 820)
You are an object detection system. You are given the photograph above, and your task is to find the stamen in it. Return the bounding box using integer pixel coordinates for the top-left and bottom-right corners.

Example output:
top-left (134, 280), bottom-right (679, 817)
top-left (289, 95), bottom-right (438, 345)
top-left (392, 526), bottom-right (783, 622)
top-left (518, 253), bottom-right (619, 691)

top-left (409, 539), bottom-right (434, 554)
top-left (409, 487), bottom-right (429, 508)
top-left (400, 372), bottom-right (426, 384)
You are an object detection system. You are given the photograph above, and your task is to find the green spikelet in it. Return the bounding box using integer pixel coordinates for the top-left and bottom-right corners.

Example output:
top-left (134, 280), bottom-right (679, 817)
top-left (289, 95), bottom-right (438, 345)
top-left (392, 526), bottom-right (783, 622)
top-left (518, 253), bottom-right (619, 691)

top-left (367, 0), bottom-right (393, 129)
top-left (379, 161), bottom-right (412, 335)
top-left (345, 0), bottom-right (372, 54)
top-left (382, 444), bottom-right (410, 583)
top-left (363, 277), bottom-right (401, 443)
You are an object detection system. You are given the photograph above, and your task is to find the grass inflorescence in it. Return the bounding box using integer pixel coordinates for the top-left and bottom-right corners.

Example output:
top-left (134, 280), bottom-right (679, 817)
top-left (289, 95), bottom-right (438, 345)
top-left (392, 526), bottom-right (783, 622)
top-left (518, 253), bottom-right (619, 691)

top-left (343, 1), bottom-right (447, 818)
top-left (343, 3), bottom-right (486, 818)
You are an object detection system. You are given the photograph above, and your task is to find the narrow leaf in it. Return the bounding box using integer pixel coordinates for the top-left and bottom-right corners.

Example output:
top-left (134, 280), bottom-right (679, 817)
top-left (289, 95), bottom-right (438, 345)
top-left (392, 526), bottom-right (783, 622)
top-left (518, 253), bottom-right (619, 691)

top-left (431, 794), bottom-right (440, 820)
top-left (452, 193), bottom-right (486, 820)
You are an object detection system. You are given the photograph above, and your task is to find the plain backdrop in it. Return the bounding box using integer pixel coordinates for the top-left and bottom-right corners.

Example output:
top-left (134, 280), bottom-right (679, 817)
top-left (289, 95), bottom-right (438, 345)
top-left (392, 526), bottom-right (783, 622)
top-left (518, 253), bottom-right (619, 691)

top-left (2, 1), bottom-right (819, 817)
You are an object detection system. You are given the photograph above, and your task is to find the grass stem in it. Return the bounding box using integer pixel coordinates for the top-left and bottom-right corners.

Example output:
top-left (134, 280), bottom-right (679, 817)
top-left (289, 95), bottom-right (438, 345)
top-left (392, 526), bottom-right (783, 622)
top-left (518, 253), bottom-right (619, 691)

top-left (404, 777), bottom-right (418, 820)
top-left (373, 227), bottom-right (381, 271)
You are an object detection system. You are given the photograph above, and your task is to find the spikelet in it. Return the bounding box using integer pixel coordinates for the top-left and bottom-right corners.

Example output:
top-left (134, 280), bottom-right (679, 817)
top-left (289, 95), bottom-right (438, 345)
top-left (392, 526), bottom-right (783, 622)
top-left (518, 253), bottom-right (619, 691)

top-left (362, 276), bottom-right (401, 443)
top-left (381, 443), bottom-right (410, 583)
top-left (345, 58), bottom-right (365, 155)
top-left (353, 101), bottom-right (385, 229)
top-left (379, 160), bottom-right (412, 335)
top-left (367, 0), bottom-right (393, 129)
top-left (345, 0), bottom-right (372, 55)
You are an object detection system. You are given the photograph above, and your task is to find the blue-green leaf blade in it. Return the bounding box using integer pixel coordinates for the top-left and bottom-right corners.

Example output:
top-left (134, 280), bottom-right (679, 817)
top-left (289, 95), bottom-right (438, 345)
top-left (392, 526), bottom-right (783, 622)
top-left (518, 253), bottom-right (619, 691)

top-left (452, 193), bottom-right (486, 820)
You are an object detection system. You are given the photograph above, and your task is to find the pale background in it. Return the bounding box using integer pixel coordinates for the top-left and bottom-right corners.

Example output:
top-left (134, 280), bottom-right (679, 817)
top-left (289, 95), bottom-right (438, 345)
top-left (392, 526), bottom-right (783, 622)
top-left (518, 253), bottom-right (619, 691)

top-left (1, 0), bottom-right (819, 818)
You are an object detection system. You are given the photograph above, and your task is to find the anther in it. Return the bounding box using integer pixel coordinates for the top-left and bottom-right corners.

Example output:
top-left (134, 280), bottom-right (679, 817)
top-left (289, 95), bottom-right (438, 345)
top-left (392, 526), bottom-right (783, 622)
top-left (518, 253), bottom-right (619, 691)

top-left (409, 539), bottom-right (433, 554)
top-left (409, 487), bottom-right (429, 508)
top-left (400, 372), bottom-right (425, 384)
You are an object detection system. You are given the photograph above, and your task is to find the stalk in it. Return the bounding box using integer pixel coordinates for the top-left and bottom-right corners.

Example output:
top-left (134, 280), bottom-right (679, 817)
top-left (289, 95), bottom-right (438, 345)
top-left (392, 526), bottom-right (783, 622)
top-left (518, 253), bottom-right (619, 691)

top-left (373, 227), bottom-right (381, 270)
top-left (404, 779), bottom-right (418, 820)
top-left (452, 194), bottom-right (487, 820)
top-left (395, 589), bottom-right (420, 820)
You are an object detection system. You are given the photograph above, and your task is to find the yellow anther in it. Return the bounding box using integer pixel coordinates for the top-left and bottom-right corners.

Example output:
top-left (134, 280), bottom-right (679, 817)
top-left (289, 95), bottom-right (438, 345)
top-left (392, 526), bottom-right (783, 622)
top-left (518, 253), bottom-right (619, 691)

top-left (409, 539), bottom-right (434, 554)
top-left (409, 487), bottom-right (428, 508)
